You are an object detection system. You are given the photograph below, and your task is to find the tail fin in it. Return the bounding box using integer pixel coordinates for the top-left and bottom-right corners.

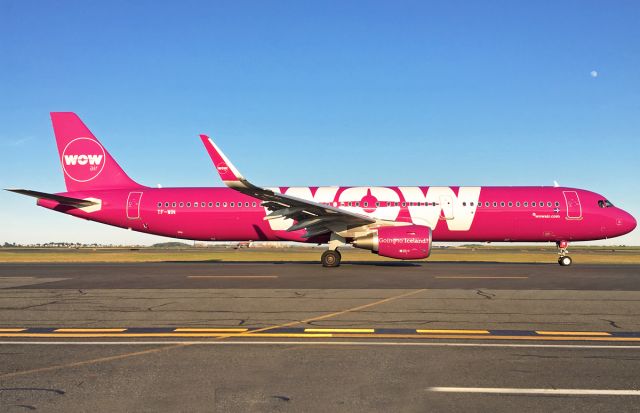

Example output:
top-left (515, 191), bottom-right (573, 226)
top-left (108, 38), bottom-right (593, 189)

top-left (51, 112), bottom-right (143, 192)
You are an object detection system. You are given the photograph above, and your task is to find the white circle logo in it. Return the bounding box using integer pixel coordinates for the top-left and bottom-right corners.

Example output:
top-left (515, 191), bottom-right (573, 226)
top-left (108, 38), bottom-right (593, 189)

top-left (61, 137), bottom-right (107, 182)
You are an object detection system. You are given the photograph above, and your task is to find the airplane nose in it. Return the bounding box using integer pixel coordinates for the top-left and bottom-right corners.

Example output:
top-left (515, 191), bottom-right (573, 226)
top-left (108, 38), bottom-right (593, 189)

top-left (617, 211), bottom-right (637, 235)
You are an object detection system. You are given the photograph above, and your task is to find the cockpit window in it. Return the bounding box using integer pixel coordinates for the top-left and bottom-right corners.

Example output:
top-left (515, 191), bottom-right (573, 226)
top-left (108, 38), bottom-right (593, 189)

top-left (598, 199), bottom-right (614, 208)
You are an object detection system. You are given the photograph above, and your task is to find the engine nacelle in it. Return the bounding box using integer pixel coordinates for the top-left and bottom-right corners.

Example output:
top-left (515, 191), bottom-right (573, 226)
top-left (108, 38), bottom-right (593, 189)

top-left (353, 225), bottom-right (432, 260)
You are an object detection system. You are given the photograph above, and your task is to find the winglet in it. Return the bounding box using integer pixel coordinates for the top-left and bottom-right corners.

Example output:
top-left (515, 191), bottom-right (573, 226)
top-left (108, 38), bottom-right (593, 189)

top-left (199, 135), bottom-right (251, 189)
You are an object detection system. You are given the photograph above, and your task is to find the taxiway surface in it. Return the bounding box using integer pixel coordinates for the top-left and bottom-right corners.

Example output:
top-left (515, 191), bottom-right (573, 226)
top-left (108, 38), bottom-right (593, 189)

top-left (1, 262), bottom-right (639, 412)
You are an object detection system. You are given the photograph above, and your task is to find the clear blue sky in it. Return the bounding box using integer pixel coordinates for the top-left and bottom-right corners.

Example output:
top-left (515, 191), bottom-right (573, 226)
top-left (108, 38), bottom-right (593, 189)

top-left (1, 0), bottom-right (638, 245)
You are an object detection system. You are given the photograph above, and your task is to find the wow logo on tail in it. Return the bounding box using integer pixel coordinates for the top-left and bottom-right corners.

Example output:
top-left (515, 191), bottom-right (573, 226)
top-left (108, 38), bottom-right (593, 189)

top-left (61, 137), bottom-right (106, 182)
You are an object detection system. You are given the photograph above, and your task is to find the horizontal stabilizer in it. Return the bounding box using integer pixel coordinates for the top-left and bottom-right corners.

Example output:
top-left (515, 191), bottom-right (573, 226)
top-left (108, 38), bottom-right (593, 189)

top-left (5, 189), bottom-right (97, 207)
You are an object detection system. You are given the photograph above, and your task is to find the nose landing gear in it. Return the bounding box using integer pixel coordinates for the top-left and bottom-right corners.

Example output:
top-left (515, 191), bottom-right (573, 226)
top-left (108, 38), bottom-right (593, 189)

top-left (557, 241), bottom-right (572, 266)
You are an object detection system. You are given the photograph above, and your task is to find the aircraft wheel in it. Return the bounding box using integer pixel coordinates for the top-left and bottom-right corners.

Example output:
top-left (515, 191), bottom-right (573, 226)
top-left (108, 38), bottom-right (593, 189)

top-left (558, 256), bottom-right (572, 266)
top-left (321, 250), bottom-right (341, 267)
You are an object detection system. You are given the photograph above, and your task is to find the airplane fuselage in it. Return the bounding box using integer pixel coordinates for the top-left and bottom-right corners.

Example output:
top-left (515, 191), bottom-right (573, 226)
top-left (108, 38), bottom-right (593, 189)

top-left (38, 185), bottom-right (635, 244)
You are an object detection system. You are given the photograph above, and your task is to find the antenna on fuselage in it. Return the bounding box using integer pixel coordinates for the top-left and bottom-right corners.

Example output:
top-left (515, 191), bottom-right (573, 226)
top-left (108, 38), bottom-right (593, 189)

top-left (553, 180), bottom-right (559, 188)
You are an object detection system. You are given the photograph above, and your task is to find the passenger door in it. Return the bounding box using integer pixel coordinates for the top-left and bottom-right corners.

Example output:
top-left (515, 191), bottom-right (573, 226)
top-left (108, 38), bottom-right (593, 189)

top-left (563, 191), bottom-right (582, 220)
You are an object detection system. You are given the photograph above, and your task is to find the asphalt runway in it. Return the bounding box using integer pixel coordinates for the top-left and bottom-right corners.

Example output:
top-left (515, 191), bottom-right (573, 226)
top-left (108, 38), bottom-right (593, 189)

top-left (1, 262), bottom-right (640, 412)
top-left (1, 261), bottom-right (639, 290)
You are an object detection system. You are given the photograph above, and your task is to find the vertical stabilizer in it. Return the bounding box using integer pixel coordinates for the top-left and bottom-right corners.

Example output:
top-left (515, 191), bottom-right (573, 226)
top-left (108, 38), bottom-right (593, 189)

top-left (51, 112), bottom-right (143, 192)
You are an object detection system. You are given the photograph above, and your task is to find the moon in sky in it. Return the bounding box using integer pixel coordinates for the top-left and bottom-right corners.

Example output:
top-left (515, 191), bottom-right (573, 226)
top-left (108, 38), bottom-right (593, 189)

top-left (590, 70), bottom-right (599, 78)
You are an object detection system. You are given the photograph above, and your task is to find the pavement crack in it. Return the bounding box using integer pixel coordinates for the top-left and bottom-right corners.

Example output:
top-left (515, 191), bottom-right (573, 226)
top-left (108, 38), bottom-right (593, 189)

top-left (146, 302), bottom-right (175, 311)
top-left (14, 405), bottom-right (36, 411)
top-left (0, 388), bottom-right (65, 395)
top-left (602, 318), bottom-right (621, 329)
top-left (475, 289), bottom-right (495, 300)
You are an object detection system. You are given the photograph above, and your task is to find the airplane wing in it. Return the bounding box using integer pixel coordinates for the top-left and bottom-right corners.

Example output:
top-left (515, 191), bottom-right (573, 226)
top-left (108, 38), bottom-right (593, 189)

top-left (199, 135), bottom-right (376, 238)
top-left (5, 189), bottom-right (98, 208)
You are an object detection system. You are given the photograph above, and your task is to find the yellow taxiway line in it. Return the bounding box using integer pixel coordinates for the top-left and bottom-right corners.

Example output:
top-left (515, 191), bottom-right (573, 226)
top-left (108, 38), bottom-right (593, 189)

top-left (0, 333), bottom-right (638, 341)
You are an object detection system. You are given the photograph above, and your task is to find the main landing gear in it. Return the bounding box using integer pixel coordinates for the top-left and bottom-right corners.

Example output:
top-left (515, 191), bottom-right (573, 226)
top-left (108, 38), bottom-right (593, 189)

top-left (321, 249), bottom-right (342, 267)
top-left (557, 240), bottom-right (572, 266)
top-left (321, 234), bottom-right (345, 267)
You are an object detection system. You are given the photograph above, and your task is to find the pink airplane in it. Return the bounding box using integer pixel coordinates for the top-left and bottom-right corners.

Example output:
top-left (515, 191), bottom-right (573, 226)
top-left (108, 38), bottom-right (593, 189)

top-left (7, 113), bottom-right (637, 267)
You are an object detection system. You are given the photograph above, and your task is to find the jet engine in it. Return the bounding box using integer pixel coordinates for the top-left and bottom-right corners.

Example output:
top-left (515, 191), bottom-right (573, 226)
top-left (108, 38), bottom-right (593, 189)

top-left (352, 225), bottom-right (432, 260)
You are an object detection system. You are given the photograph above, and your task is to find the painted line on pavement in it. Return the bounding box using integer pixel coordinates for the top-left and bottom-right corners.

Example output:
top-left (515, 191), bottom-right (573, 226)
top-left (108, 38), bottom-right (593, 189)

top-left (434, 276), bottom-right (528, 279)
top-left (536, 331), bottom-right (611, 336)
top-left (426, 387), bottom-right (640, 396)
top-left (1, 327), bottom-right (639, 340)
top-left (305, 328), bottom-right (375, 333)
top-left (173, 328), bottom-right (248, 332)
top-left (186, 275), bottom-right (278, 279)
top-left (54, 328), bottom-right (127, 333)
top-left (1, 341), bottom-right (640, 349)
top-left (417, 329), bottom-right (490, 334)
top-left (1, 333), bottom-right (640, 341)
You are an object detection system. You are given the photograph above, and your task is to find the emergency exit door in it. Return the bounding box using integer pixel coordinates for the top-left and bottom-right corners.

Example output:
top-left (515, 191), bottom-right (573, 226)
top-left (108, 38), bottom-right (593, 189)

top-left (439, 196), bottom-right (454, 220)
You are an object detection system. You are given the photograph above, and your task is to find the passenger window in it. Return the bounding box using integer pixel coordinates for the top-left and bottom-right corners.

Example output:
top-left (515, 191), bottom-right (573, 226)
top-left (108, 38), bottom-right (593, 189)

top-left (363, 202), bottom-right (368, 207)
top-left (187, 202), bottom-right (191, 207)
top-left (179, 202), bottom-right (184, 207)
top-left (500, 202), bottom-right (505, 207)
top-left (508, 202), bottom-right (513, 207)
top-left (485, 202), bottom-right (490, 207)
top-left (216, 202), bottom-right (220, 207)
top-left (493, 202), bottom-right (497, 207)
top-left (470, 202), bottom-right (474, 206)
top-left (157, 202), bottom-right (162, 208)
top-left (208, 202), bottom-right (213, 207)
top-left (462, 202), bottom-right (467, 206)
top-left (401, 202), bottom-right (406, 207)
top-left (165, 202), bottom-right (169, 207)
top-left (523, 202), bottom-right (528, 207)
top-left (230, 202), bottom-right (234, 207)
top-left (245, 202), bottom-right (249, 207)
top-left (555, 201), bottom-right (559, 207)
top-left (223, 202), bottom-right (227, 207)
top-left (547, 202), bottom-right (552, 207)
top-left (252, 202), bottom-right (256, 207)
top-left (531, 202), bottom-right (536, 207)
top-left (172, 202), bottom-right (176, 207)
top-left (375, 202), bottom-right (380, 207)
top-left (194, 202), bottom-right (198, 208)
top-left (516, 202), bottom-right (520, 207)
top-left (237, 203), bottom-right (241, 207)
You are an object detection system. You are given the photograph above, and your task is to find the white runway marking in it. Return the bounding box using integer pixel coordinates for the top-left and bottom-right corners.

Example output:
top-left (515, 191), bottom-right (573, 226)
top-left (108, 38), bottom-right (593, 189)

top-left (0, 341), bottom-right (639, 349)
top-left (427, 387), bottom-right (640, 396)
